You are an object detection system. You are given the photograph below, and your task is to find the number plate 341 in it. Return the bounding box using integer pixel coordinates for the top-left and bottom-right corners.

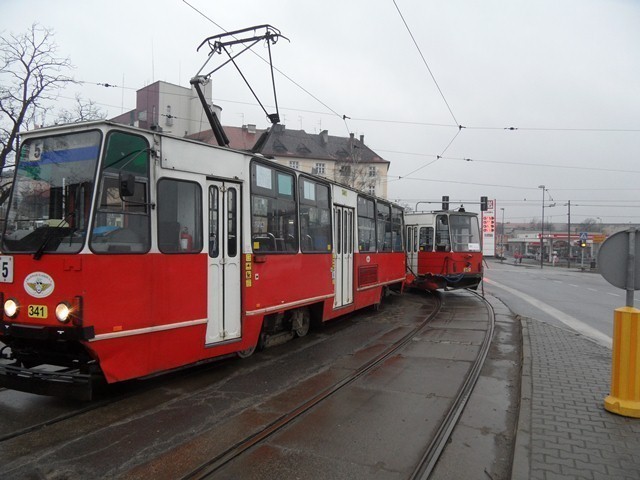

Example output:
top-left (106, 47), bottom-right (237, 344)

top-left (28, 305), bottom-right (48, 318)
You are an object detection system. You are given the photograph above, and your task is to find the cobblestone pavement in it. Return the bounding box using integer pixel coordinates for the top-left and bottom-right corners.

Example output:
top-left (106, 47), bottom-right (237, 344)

top-left (513, 319), bottom-right (640, 480)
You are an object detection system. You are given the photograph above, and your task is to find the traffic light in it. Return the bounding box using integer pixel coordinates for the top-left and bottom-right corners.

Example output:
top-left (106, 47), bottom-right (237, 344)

top-left (442, 195), bottom-right (449, 211)
top-left (480, 196), bottom-right (488, 211)
top-left (580, 240), bottom-right (587, 248)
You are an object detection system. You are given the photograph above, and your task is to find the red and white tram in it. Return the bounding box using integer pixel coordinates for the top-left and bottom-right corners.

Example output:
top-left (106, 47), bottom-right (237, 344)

top-left (0, 121), bottom-right (406, 399)
top-left (405, 209), bottom-right (483, 291)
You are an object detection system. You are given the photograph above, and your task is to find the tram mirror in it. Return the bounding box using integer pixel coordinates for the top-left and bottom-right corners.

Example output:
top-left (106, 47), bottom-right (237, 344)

top-left (119, 173), bottom-right (136, 197)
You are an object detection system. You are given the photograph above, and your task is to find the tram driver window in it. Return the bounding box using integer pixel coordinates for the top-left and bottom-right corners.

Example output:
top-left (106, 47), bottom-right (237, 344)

top-left (250, 162), bottom-right (298, 253)
top-left (90, 131), bottom-right (151, 254)
top-left (435, 215), bottom-right (451, 252)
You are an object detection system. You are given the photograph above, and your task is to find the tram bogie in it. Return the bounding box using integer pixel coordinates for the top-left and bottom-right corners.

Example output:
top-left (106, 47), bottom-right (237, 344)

top-left (0, 121), bottom-right (406, 399)
top-left (405, 210), bottom-right (483, 291)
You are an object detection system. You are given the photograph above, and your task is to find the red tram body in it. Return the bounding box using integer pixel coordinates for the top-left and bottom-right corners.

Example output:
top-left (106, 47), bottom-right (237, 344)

top-left (0, 122), bottom-right (406, 399)
top-left (405, 210), bottom-right (483, 291)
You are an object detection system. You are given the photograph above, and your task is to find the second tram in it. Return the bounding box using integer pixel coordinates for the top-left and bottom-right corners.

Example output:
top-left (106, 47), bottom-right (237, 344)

top-left (405, 209), bottom-right (483, 291)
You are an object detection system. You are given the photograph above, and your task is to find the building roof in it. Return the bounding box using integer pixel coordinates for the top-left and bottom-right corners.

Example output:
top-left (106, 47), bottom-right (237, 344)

top-left (254, 125), bottom-right (389, 165)
top-left (186, 125), bottom-right (266, 151)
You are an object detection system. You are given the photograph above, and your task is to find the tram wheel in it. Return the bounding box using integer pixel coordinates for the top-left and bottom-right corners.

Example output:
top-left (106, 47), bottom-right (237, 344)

top-left (291, 308), bottom-right (310, 337)
top-left (237, 345), bottom-right (256, 358)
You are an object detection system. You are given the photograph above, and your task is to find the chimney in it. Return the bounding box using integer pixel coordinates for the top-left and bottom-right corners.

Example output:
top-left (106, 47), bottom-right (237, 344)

top-left (360, 134), bottom-right (364, 144)
top-left (247, 124), bottom-right (256, 134)
top-left (319, 129), bottom-right (329, 145)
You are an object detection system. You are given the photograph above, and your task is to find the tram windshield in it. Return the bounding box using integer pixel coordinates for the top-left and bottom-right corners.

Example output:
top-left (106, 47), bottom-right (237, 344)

top-left (449, 215), bottom-right (481, 252)
top-left (2, 130), bottom-right (101, 254)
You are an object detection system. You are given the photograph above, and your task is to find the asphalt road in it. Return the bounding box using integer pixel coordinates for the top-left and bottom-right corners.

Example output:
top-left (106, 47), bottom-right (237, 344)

top-left (482, 258), bottom-right (631, 347)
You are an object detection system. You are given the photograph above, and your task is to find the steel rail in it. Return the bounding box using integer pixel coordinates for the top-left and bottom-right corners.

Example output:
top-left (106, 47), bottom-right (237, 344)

top-left (410, 289), bottom-right (496, 479)
top-left (182, 294), bottom-right (444, 480)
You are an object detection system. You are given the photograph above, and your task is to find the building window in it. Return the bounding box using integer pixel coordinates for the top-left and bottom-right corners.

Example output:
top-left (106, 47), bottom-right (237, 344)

top-left (368, 166), bottom-right (376, 177)
top-left (367, 185), bottom-right (376, 196)
top-left (289, 161), bottom-right (300, 170)
top-left (314, 163), bottom-right (325, 175)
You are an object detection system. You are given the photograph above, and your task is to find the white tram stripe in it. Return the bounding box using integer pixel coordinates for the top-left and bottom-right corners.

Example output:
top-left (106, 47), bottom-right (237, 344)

top-left (91, 318), bottom-right (208, 341)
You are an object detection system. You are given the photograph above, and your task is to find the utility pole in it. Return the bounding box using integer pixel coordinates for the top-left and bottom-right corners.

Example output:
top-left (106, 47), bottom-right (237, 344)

top-left (567, 200), bottom-right (571, 269)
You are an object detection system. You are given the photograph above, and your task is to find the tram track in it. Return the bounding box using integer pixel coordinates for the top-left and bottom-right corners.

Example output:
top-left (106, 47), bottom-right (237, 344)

top-left (182, 293), bottom-right (446, 480)
top-left (410, 289), bottom-right (496, 479)
top-left (179, 290), bottom-right (494, 480)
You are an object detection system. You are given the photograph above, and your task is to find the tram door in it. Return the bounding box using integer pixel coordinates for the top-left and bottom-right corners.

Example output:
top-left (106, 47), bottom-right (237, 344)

top-left (206, 181), bottom-right (241, 344)
top-left (333, 206), bottom-right (354, 308)
top-left (406, 225), bottom-right (419, 274)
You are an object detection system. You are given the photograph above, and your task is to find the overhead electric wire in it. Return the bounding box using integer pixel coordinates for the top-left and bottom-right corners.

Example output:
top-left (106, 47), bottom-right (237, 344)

top-left (392, 0), bottom-right (459, 127)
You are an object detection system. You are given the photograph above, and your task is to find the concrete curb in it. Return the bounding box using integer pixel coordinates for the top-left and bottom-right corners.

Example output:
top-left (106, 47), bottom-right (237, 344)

top-left (511, 318), bottom-right (532, 480)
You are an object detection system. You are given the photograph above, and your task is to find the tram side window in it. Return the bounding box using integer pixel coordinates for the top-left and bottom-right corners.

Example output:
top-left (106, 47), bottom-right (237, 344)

top-left (376, 201), bottom-right (392, 252)
top-left (391, 205), bottom-right (404, 252)
top-left (90, 131), bottom-right (151, 254)
top-left (251, 162), bottom-right (298, 253)
top-left (419, 227), bottom-right (434, 252)
top-left (435, 215), bottom-right (451, 252)
top-left (299, 178), bottom-right (331, 252)
top-left (357, 196), bottom-right (376, 252)
top-left (157, 179), bottom-right (203, 253)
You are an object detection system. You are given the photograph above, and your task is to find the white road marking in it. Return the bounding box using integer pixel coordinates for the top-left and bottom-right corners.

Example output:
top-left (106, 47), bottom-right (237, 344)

top-left (606, 292), bottom-right (620, 297)
top-left (569, 284), bottom-right (579, 288)
top-left (484, 277), bottom-right (612, 348)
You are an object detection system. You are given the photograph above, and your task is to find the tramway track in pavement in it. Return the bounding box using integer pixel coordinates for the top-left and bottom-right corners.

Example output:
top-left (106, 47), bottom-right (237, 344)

top-left (179, 294), bottom-right (446, 480)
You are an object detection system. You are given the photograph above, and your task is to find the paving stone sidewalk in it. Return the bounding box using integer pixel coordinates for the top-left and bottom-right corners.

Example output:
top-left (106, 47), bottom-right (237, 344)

top-left (512, 319), bottom-right (640, 479)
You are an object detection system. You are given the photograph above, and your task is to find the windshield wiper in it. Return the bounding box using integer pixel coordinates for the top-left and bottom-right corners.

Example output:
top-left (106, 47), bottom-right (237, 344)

top-left (33, 211), bottom-right (76, 261)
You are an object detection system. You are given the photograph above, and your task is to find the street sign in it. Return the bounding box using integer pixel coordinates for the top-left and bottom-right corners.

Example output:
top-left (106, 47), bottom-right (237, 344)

top-left (598, 230), bottom-right (640, 291)
top-left (580, 232), bottom-right (588, 242)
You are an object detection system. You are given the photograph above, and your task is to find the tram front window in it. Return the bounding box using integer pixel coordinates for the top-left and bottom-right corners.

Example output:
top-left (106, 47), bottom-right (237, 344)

top-left (2, 131), bottom-right (101, 254)
top-left (450, 215), bottom-right (481, 252)
top-left (435, 215), bottom-right (451, 251)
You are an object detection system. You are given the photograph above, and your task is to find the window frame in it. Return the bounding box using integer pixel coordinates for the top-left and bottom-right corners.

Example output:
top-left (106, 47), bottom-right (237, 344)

top-left (250, 160), bottom-right (299, 254)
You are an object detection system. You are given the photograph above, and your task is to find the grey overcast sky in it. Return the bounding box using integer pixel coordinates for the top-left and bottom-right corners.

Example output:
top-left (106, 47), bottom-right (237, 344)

top-left (3, 0), bottom-right (639, 225)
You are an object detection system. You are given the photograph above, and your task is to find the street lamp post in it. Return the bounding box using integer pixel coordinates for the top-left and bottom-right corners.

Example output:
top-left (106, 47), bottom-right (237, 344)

top-left (539, 185), bottom-right (545, 269)
top-left (567, 200), bottom-right (571, 269)
top-left (500, 207), bottom-right (505, 262)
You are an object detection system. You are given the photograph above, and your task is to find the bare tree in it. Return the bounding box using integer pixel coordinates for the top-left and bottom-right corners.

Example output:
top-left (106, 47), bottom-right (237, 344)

top-left (0, 23), bottom-right (75, 204)
top-left (579, 218), bottom-right (602, 233)
top-left (56, 93), bottom-right (106, 124)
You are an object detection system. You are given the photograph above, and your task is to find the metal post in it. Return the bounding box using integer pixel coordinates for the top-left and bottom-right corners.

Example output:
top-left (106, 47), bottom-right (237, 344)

top-left (539, 185), bottom-right (545, 269)
top-left (501, 207), bottom-right (505, 263)
top-left (567, 200), bottom-right (571, 269)
top-left (626, 229), bottom-right (636, 307)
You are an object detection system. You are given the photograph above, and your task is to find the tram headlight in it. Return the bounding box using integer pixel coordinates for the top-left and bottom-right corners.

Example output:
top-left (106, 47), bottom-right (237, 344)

top-left (4, 298), bottom-right (19, 318)
top-left (55, 302), bottom-right (71, 323)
